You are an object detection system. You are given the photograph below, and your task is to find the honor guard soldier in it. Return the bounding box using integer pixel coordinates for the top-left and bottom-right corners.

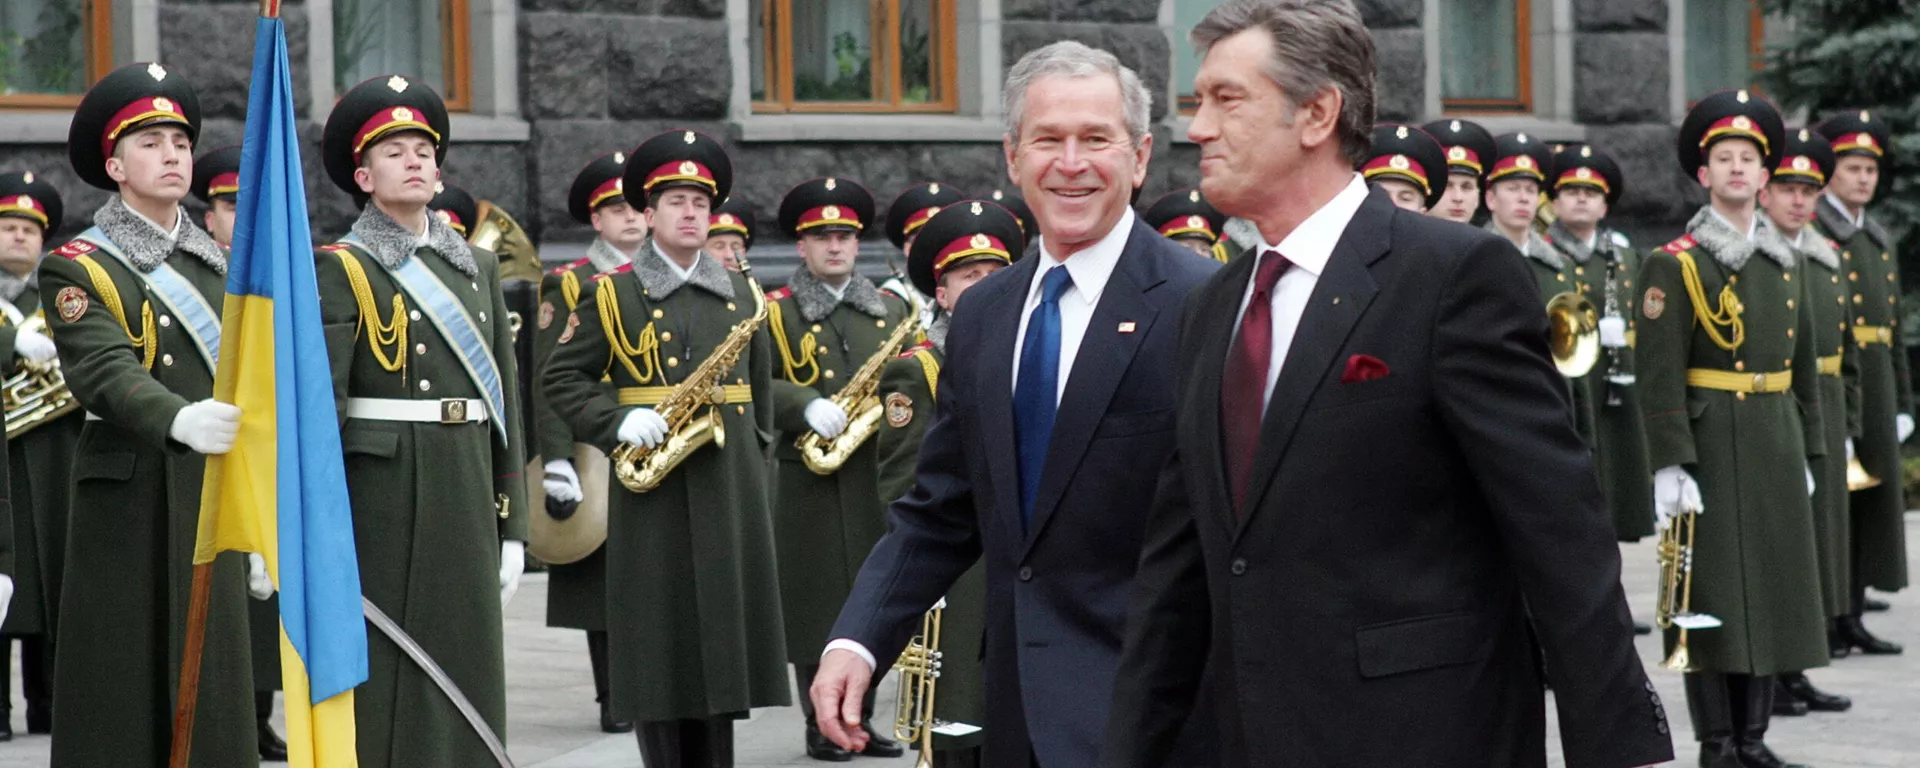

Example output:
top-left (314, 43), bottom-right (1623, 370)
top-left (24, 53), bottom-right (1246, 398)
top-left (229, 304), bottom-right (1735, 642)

top-left (1637, 89), bottom-right (1830, 768)
top-left (1360, 124), bottom-right (1447, 214)
top-left (1421, 118), bottom-right (1496, 224)
top-left (192, 144), bottom-right (242, 245)
top-left (767, 176), bottom-right (912, 761)
top-left (531, 150), bottom-right (640, 735)
top-left (1757, 128), bottom-right (1857, 715)
top-left (41, 61), bottom-right (263, 766)
top-left (885, 182), bottom-right (966, 325)
top-left (543, 129), bottom-right (791, 767)
top-left (191, 143), bottom-right (291, 760)
top-left (1811, 109), bottom-right (1909, 655)
top-left (875, 200), bottom-right (1027, 768)
top-left (1140, 188), bottom-right (1231, 261)
top-left (708, 197), bottom-right (755, 272)
top-left (315, 74), bottom-right (528, 767)
top-left (0, 170), bottom-right (63, 741)
top-left (1546, 144), bottom-right (1658, 563)
top-left (428, 180), bottom-right (479, 238)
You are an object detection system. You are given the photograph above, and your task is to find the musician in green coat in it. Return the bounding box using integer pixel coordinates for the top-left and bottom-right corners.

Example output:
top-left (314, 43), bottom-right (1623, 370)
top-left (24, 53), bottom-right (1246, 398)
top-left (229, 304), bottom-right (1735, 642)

top-left (874, 200), bottom-right (1025, 768)
top-left (39, 62), bottom-right (260, 767)
top-left (1636, 90), bottom-right (1828, 768)
top-left (767, 176), bottom-right (913, 761)
top-left (544, 130), bottom-right (791, 768)
top-left (313, 75), bottom-right (529, 768)
top-left (1811, 110), bottom-right (1909, 657)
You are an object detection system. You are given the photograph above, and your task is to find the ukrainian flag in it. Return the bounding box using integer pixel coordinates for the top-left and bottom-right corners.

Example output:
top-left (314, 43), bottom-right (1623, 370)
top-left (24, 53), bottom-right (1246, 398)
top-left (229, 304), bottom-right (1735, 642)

top-left (193, 3), bottom-right (368, 765)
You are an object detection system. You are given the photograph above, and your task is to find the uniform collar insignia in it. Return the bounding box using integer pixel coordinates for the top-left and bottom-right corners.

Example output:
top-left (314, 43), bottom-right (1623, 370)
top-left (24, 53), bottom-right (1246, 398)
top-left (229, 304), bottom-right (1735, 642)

top-left (350, 203), bottom-right (478, 277)
top-left (93, 197), bottom-right (227, 275)
top-left (788, 266), bottom-right (887, 322)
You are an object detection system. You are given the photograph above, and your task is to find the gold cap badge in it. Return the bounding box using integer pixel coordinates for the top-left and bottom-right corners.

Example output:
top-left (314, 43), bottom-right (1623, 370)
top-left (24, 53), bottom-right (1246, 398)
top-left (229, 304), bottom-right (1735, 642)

top-left (683, 131), bottom-right (696, 144)
top-left (1448, 147), bottom-right (1466, 161)
top-left (394, 106), bottom-right (415, 122)
top-left (970, 201), bottom-right (983, 215)
top-left (970, 233), bottom-right (991, 249)
top-left (824, 178), bottom-right (837, 190)
top-left (678, 160), bottom-right (698, 175)
top-left (822, 205), bottom-right (841, 220)
top-left (614, 151), bottom-right (625, 163)
top-left (1389, 155), bottom-right (1410, 170)
top-left (153, 97), bottom-right (175, 113)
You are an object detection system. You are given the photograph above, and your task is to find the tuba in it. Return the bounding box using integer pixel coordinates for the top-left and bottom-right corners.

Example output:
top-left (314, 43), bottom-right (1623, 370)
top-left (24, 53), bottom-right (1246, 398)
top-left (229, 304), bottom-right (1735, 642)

top-left (608, 256), bottom-right (769, 493)
top-left (1546, 291), bottom-right (1600, 377)
top-left (4, 315), bottom-right (78, 438)
top-left (1655, 504), bottom-right (1722, 671)
top-left (796, 313), bottom-right (921, 475)
top-left (470, 200), bottom-right (544, 285)
top-left (892, 598), bottom-right (944, 768)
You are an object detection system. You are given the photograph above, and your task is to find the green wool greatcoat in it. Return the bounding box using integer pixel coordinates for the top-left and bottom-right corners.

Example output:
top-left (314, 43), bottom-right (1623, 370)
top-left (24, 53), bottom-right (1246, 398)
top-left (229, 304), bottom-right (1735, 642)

top-left (874, 335), bottom-right (986, 751)
top-left (39, 205), bottom-right (257, 767)
top-left (1636, 209), bottom-right (1830, 675)
top-left (1780, 224), bottom-right (1858, 618)
top-left (1811, 200), bottom-right (1910, 593)
top-left (1550, 223), bottom-right (1657, 542)
top-left (766, 269), bottom-right (912, 661)
top-left (314, 213), bottom-right (528, 768)
top-left (543, 244), bottom-right (791, 722)
top-left (0, 283), bottom-right (82, 642)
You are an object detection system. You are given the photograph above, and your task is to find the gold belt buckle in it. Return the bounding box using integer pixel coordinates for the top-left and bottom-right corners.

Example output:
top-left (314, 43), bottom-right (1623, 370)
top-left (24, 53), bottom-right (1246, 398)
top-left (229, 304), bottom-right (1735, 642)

top-left (440, 398), bottom-right (470, 424)
top-left (1752, 373), bottom-right (1767, 392)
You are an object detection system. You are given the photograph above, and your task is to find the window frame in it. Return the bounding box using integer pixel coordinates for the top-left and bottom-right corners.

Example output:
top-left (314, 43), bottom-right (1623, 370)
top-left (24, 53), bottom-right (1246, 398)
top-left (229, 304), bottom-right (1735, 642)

top-left (0, 0), bottom-right (116, 109)
top-left (751, 0), bottom-right (960, 115)
top-left (1439, 0), bottom-right (1533, 114)
top-left (332, 0), bottom-right (473, 112)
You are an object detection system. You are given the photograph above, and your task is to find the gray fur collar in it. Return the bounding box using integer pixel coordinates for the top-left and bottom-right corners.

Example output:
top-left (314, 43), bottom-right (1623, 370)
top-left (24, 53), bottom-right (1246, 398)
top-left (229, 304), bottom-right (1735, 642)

top-left (349, 203), bottom-right (477, 277)
top-left (1224, 217), bottom-right (1262, 250)
top-left (1780, 222), bottom-right (1840, 271)
top-left (0, 270), bottom-right (33, 304)
top-left (1548, 221), bottom-right (1595, 264)
top-left (1814, 198), bottom-right (1896, 252)
top-left (585, 238), bottom-right (632, 274)
top-left (1490, 223), bottom-right (1563, 270)
top-left (927, 314), bottom-right (950, 353)
top-left (788, 267), bottom-right (888, 321)
top-left (1687, 207), bottom-right (1794, 272)
top-left (92, 198), bottom-right (227, 274)
top-left (632, 241), bottom-right (734, 301)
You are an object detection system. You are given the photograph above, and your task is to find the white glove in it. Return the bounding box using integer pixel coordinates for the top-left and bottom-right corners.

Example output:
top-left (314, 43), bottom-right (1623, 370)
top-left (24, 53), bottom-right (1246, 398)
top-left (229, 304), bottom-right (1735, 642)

top-left (805, 398), bottom-right (849, 439)
top-left (1806, 463), bottom-right (1817, 497)
top-left (1846, 438), bottom-right (1857, 461)
top-left (1598, 316), bottom-right (1629, 349)
top-left (14, 328), bottom-right (56, 364)
top-left (1653, 465), bottom-right (1704, 531)
top-left (617, 407), bottom-right (670, 449)
top-left (0, 575), bottom-right (13, 629)
top-left (1899, 414), bottom-right (1914, 443)
top-left (169, 399), bottom-right (242, 454)
top-left (542, 459), bottom-right (582, 503)
top-left (246, 553), bottom-right (274, 600)
top-left (499, 540), bottom-right (526, 608)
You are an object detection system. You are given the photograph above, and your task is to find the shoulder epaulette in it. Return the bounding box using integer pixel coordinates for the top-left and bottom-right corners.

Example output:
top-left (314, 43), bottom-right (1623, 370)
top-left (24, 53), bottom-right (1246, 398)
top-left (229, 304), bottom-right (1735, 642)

top-left (1662, 234), bottom-right (1698, 255)
top-left (896, 339), bottom-right (934, 360)
top-left (1539, 232), bottom-right (1555, 245)
top-left (549, 256), bottom-right (591, 276)
top-left (1825, 238), bottom-right (1841, 251)
top-left (591, 263), bottom-right (633, 282)
top-left (766, 286), bottom-right (793, 301)
top-left (52, 239), bottom-right (98, 259)
top-left (317, 242), bottom-right (352, 253)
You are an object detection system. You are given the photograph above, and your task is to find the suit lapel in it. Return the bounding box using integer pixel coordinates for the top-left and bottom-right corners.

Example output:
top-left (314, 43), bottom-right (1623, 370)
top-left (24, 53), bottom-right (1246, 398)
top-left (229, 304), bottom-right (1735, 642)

top-left (1022, 221), bottom-right (1163, 556)
top-left (977, 254), bottom-right (1034, 533)
top-left (1232, 193), bottom-right (1392, 538)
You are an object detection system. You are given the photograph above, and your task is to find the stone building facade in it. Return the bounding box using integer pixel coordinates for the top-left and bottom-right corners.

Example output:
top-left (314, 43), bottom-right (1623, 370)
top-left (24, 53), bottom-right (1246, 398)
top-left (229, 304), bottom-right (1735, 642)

top-left (0, 0), bottom-right (1772, 255)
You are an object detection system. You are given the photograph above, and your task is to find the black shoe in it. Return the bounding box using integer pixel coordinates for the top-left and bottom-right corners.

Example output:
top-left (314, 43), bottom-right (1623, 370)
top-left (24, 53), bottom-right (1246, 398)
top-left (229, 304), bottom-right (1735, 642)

top-left (1736, 675), bottom-right (1810, 768)
top-left (1684, 673), bottom-right (1740, 768)
top-left (1836, 615), bottom-right (1904, 655)
top-left (1828, 621), bottom-right (1852, 659)
top-left (805, 726), bottom-right (854, 762)
top-left (258, 717), bottom-right (288, 761)
top-left (1863, 595), bottom-right (1890, 612)
top-left (856, 722), bottom-right (904, 758)
top-left (1769, 680), bottom-right (1808, 716)
top-left (22, 706), bottom-right (47, 735)
top-left (0, 709), bottom-right (12, 742)
top-left (1633, 620), bottom-right (1653, 636)
top-left (600, 700), bottom-right (634, 734)
top-left (1779, 672), bottom-right (1851, 712)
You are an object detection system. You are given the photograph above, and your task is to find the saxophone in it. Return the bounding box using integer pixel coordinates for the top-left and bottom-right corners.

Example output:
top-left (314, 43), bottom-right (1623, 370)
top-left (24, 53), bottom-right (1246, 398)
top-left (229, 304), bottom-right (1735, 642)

top-left (609, 257), bottom-right (769, 493)
top-left (796, 311), bottom-right (921, 475)
top-left (4, 314), bottom-right (78, 439)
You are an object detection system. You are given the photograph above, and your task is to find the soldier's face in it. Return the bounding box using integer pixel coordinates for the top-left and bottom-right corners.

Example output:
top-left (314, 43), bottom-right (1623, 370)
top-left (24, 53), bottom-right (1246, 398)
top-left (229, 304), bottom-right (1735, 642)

top-left (591, 199), bottom-right (648, 251)
top-left (1828, 156), bottom-right (1879, 208)
top-left (0, 218), bottom-right (44, 277)
top-left (935, 260), bottom-right (1005, 313)
top-left (354, 134), bottom-right (438, 207)
top-left (1431, 174), bottom-right (1480, 223)
top-left (1759, 181), bottom-right (1819, 234)
top-left (1190, 28), bottom-right (1342, 228)
top-left (705, 233), bottom-right (745, 271)
top-left (1697, 139), bottom-right (1765, 206)
top-left (798, 230), bottom-right (859, 281)
top-left (1553, 186), bottom-right (1606, 230)
top-left (205, 198), bottom-right (237, 245)
top-left (1485, 178), bottom-right (1540, 233)
top-left (107, 125), bottom-right (193, 203)
top-left (646, 188), bottom-right (712, 253)
top-left (1005, 74), bottom-right (1150, 258)
top-left (1374, 179), bottom-right (1426, 213)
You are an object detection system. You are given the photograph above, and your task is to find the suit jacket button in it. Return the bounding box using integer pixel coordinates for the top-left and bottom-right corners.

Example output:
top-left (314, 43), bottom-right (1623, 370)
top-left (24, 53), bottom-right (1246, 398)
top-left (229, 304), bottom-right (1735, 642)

top-left (1018, 567), bottom-right (1032, 582)
top-left (1230, 559), bottom-right (1247, 576)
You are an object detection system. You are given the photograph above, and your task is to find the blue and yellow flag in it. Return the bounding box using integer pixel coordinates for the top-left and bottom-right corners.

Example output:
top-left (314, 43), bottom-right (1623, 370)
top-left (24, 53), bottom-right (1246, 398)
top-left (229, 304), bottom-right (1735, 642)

top-left (193, 5), bottom-right (367, 765)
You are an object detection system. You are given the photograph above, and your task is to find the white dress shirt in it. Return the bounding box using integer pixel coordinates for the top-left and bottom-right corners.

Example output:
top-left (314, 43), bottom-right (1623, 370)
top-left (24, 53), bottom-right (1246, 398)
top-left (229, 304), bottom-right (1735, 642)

top-left (655, 241), bottom-right (704, 281)
top-left (1009, 206), bottom-right (1135, 402)
top-left (1235, 174), bottom-right (1371, 410)
top-left (1823, 192), bottom-right (1864, 228)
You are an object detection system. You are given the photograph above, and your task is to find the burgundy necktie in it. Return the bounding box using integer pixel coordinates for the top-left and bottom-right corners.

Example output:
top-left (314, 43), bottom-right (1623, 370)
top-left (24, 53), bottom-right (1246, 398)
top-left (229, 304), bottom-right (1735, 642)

top-left (1222, 252), bottom-right (1291, 514)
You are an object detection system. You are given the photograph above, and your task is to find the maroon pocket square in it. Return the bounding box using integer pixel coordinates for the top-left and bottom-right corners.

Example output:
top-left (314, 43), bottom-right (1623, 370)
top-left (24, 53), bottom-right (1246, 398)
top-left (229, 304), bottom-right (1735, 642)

top-left (1341, 354), bottom-right (1390, 383)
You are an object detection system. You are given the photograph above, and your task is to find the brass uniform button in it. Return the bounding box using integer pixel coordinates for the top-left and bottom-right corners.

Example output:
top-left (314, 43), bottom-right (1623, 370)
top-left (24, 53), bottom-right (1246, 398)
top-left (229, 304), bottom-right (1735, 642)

top-left (877, 319), bottom-right (888, 328)
top-left (162, 353), bottom-right (174, 366)
top-left (653, 309), bottom-right (665, 319)
top-left (1787, 299), bottom-right (1795, 309)
top-left (410, 310), bottom-right (423, 321)
top-left (1735, 361), bottom-right (1746, 372)
top-left (660, 331), bottom-right (673, 342)
top-left (1729, 275), bottom-right (1739, 285)
top-left (727, 302), bottom-right (737, 311)
top-left (667, 357), bottom-right (680, 368)
top-left (159, 315), bottom-right (173, 328)
top-left (737, 406), bottom-right (747, 415)
top-left (1851, 272), bottom-right (1860, 281)
top-left (416, 343), bottom-right (427, 355)
top-left (811, 324), bottom-right (823, 333)
top-left (1736, 392), bottom-right (1747, 401)
top-left (479, 312), bottom-right (488, 323)
top-left (1783, 272), bottom-right (1792, 282)
top-left (1855, 294), bottom-right (1865, 304)
top-left (1787, 328), bottom-right (1795, 338)
top-left (420, 379), bottom-right (432, 392)
top-left (823, 370), bottom-right (836, 379)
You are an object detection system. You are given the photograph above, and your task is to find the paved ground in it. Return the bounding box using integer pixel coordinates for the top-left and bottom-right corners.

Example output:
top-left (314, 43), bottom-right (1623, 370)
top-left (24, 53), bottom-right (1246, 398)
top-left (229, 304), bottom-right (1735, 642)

top-left (1, 515), bottom-right (1914, 767)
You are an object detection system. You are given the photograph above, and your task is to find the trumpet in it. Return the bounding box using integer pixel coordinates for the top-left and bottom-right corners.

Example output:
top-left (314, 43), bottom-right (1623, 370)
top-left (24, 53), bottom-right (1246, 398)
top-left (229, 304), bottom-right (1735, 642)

top-left (892, 598), bottom-right (944, 768)
top-left (796, 313), bottom-right (921, 475)
top-left (4, 315), bottom-right (78, 438)
top-left (1655, 504), bottom-right (1721, 671)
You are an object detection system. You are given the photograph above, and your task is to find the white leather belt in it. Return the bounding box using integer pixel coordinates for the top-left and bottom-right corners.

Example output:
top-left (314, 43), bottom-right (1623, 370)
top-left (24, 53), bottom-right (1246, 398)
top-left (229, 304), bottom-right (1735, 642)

top-left (345, 397), bottom-right (489, 425)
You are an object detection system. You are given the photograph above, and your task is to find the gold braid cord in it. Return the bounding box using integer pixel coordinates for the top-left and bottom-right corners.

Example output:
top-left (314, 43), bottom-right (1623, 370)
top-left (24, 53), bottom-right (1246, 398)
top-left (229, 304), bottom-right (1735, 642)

top-left (766, 299), bottom-right (821, 386)
top-left (1675, 251), bottom-right (1745, 352)
top-left (561, 270), bottom-right (582, 312)
top-left (333, 249), bottom-right (410, 374)
top-left (74, 254), bottom-right (157, 370)
top-left (595, 276), bottom-right (661, 385)
top-left (914, 348), bottom-right (940, 402)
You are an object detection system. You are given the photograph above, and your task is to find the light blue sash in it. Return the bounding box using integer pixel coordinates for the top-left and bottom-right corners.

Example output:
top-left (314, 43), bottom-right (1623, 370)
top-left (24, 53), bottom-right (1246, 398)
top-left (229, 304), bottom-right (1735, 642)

top-left (74, 225), bottom-right (221, 373)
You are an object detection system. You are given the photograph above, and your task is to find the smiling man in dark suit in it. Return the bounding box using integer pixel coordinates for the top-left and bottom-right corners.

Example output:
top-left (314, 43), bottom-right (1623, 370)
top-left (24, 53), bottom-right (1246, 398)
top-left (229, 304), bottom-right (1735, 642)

top-left (1101, 2), bottom-right (1674, 767)
top-left (806, 40), bottom-right (1220, 768)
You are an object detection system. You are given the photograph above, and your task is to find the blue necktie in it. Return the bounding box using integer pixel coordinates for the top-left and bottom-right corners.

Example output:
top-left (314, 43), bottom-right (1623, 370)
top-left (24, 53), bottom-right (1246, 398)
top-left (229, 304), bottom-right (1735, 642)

top-left (1015, 265), bottom-right (1072, 530)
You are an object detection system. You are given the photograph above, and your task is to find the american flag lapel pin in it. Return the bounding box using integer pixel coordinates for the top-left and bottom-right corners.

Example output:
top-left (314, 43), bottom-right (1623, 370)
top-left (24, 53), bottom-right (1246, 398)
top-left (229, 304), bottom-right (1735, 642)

top-left (1117, 321), bottom-right (1137, 333)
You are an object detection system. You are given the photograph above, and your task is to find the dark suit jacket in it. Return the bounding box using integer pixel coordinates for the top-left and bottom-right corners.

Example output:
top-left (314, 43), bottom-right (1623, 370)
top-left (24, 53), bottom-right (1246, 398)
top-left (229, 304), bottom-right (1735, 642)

top-left (1102, 190), bottom-right (1674, 768)
top-left (829, 216), bottom-right (1220, 768)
